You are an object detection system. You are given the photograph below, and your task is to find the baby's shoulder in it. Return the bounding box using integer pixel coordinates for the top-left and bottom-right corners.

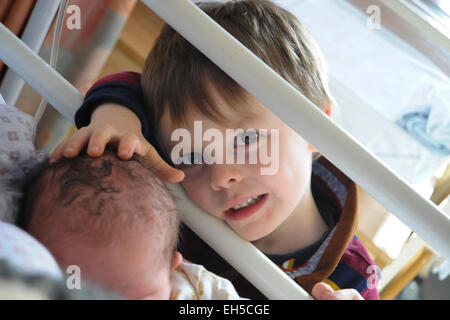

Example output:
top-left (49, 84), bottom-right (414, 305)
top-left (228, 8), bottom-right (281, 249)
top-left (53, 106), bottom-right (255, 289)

top-left (171, 260), bottom-right (244, 300)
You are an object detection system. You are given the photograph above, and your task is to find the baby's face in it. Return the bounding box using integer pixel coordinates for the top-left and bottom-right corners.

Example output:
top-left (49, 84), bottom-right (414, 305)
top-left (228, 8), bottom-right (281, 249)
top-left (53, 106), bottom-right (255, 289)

top-left (30, 195), bottom-right (174, 300)
top-left (159, 84), bottom-right (314, 242)
top-left (55, 232), bottom-right (173, 300)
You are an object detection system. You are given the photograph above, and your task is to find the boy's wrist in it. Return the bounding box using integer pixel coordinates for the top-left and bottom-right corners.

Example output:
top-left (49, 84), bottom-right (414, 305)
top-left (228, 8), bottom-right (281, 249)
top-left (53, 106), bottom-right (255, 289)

top-left (91, 103), bottom-right (143, 131)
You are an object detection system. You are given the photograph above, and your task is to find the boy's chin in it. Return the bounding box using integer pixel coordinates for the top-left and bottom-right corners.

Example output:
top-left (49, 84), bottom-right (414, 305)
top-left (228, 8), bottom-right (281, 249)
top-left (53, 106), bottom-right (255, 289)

top-left (238, 229), bottom-right (272, 243)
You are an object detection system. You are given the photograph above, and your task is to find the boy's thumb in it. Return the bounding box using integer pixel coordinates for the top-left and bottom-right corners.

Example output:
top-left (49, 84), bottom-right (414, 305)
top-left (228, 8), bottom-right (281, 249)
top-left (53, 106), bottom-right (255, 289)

top-left (312, 282), bottom-right (334, 300)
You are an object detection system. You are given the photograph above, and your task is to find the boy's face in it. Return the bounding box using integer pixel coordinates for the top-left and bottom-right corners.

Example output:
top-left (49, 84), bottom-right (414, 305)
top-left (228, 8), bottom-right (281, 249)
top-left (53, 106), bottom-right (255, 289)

top-left (160, 84), bottom-right (314, 242)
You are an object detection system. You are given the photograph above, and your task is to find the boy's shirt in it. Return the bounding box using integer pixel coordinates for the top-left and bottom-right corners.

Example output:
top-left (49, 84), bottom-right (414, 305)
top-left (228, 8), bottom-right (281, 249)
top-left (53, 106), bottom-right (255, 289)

top-left (76, 72), bottom-right (381, 300)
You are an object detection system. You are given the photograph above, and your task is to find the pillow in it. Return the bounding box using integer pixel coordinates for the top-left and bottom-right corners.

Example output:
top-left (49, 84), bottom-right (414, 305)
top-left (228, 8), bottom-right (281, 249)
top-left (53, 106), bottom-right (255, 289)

top-left (0, 221), bottom-right (62, 280)
top-left (0, 103), bottom-right (48, 223)
top-left (0, 222), bottom-right (121, 299)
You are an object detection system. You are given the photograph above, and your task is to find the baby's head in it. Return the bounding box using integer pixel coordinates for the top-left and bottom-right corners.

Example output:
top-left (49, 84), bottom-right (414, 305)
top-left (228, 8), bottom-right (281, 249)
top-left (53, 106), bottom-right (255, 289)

top-left (19, 150), bottom-right (182, 299)
top-left (141, 0), bottom-right (333, 243)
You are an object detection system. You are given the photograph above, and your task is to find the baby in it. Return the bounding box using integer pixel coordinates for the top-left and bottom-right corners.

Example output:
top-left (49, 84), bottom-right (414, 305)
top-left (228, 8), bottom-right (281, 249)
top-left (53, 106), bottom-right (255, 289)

top-left (17, 149), bottom-right (241, 300)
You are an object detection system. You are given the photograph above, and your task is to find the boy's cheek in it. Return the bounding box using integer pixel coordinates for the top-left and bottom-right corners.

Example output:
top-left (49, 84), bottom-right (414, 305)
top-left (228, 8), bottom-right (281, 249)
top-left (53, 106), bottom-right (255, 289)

top-left (181, 176), bottom-right (217, 213)
top-left (182, 178), bottom-right (203, 199)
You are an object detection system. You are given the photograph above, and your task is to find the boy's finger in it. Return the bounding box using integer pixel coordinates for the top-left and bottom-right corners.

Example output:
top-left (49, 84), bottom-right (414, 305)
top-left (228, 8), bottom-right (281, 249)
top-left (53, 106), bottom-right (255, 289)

top-left (117, 133), bottom-right (140, 159)
top-left (62, 127), bottom-right (92, 158)
top-left (333, 289), bottom-right (364, 300)
top-left (87, 125), bottom-right (118, 156)
top-left (50, 140), bottom-right (68, 163)
top-left (312, 282), bottom-right (364, 300)
top-left (311, 282), bottom-right (334, 300)
top-left (143, 146), bottom-right (185, 183)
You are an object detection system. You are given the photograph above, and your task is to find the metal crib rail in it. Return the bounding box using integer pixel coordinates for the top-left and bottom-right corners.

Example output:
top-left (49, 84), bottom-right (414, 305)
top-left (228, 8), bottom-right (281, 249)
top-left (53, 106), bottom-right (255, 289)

top-left (0, 23), bottom-right (82, 122)
top-left (0, 0), bottom-right (61, 106)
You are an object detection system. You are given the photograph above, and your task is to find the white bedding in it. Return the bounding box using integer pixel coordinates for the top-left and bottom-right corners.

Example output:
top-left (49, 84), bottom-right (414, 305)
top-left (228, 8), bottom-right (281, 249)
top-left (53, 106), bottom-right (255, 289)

top-left (0, 103), bottom-right (59, 281)
top-left (0, 103), bottom-right (47, 223)
top-left (0, 221), bottom-right (62, 280)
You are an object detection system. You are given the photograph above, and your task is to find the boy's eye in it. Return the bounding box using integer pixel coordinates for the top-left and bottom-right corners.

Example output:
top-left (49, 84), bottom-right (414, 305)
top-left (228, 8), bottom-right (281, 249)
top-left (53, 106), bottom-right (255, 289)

top-left (180, 152), bottom-right (203, 166)
top-left (235, 130), bottom-right (258, 147)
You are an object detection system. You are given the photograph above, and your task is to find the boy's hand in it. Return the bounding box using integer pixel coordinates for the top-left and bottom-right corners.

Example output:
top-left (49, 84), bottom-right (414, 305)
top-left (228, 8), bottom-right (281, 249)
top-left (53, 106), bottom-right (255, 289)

top-left (312, 282), bottom-right (364, 300)
top-left (50, 103), bottom-right (185, 183)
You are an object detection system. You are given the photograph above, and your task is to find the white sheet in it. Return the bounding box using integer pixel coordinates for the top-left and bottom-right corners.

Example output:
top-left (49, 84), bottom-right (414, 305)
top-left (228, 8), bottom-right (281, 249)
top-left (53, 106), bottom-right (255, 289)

top-left (0, 104), bottom-right (47, 223)
top-left (0, 221), bottom-right (62, 280)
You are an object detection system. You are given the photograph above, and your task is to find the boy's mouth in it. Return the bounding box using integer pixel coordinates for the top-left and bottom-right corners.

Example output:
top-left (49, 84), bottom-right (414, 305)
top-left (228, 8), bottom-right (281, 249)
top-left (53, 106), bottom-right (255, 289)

top-left (224, 193), bottom-right (268, 221)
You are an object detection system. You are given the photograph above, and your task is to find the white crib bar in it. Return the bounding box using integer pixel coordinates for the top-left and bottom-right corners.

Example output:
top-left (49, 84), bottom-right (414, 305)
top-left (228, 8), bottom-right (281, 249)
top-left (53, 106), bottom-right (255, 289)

top-left (0, 0), bottom-right (61, 106)
top-left (380, 0), bottom-right (450, 52)
top-left (0, 23), bottom-right (81, 122)
top-left (143, 0), bottom-right (450, 263)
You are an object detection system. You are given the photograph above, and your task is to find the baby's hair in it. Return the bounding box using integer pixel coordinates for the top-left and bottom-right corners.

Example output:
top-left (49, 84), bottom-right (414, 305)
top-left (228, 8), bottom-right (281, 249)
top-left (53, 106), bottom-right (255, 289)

top-left (18, 149), bottom-right (180, 267)
top-left (142, 0), bottom-right (334, 158)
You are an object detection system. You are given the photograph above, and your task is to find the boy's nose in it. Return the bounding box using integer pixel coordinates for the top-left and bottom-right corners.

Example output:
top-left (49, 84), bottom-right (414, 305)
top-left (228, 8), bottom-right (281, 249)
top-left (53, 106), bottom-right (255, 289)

top-left (209, 164), bottom-right (244, 191)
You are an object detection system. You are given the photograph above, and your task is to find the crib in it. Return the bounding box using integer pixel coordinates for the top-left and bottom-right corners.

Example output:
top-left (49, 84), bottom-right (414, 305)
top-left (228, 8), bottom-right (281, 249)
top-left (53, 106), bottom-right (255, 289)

top-left (0, 0), bottom-right (449, 300)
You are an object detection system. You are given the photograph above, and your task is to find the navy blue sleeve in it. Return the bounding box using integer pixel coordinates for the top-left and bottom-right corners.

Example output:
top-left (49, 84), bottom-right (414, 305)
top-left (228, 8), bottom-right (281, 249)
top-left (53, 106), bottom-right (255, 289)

top-left (74, 72), bottom-right (150, 139)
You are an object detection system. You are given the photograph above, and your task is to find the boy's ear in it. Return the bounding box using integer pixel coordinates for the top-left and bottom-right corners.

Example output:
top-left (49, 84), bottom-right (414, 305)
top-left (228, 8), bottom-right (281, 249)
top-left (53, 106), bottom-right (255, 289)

top-left (171, 251), bottom-right (183, 270)
top-left (308, 107), bottom-right (331, 152)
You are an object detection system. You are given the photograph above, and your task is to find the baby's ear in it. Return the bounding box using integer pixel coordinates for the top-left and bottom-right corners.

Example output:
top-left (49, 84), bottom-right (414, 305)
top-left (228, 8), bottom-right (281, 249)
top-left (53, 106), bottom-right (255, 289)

top-left (171, 251), bottom-right (183, 270)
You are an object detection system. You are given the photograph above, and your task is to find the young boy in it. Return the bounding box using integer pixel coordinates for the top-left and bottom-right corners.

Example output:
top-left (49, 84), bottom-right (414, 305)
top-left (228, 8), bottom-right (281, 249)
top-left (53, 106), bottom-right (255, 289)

top-left (51, 0), bottom-right (379, 299)
top-left (17, 150), bottom-right (243, 300)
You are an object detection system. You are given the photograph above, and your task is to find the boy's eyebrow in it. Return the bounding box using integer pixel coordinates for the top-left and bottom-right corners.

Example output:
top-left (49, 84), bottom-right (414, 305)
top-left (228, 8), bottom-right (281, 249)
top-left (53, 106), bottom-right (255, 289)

top-left (161, 104), bottom-right (265, 154)
top-left (221, 105), bottom-right (263, 128)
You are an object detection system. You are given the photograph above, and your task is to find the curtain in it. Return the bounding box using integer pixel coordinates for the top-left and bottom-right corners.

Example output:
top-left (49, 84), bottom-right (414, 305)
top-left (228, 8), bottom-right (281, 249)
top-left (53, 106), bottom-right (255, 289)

top-left (0, 0), bottom-right (36, 80)
top-left (11, 0), bottom-right (137, 151)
